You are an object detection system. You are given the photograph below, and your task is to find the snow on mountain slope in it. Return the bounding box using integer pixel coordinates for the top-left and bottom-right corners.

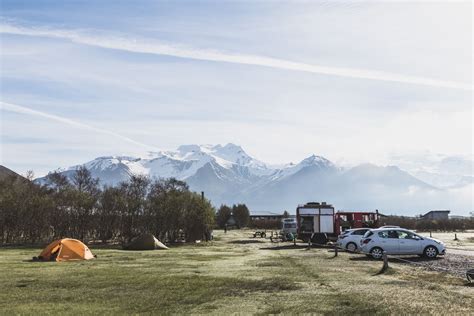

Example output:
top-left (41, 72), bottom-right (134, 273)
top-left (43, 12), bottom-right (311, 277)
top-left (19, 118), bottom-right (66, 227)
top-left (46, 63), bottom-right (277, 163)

top-left (390, 153), bottom-right (473, 189)
top-left (79, 156), bottom-right (148, 176)
top-left (145, 152), bottom-right (211, 180)
top-left (41, 144), bottom-right (276, 186)
top-left (269, 154), bottom-right (336, 181)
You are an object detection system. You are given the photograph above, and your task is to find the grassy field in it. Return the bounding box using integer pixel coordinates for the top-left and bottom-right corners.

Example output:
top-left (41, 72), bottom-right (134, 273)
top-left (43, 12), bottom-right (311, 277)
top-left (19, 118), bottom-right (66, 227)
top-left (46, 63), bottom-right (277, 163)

top-left (0, 230), bottom-right (473, 315)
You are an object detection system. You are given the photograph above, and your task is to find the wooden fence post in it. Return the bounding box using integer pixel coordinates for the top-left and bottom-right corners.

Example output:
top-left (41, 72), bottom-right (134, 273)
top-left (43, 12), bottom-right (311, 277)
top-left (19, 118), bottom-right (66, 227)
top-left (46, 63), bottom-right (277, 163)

top-left (380, 251), bottom-right (389, 273)
top-left (467, 269), bottom-right (474, 283)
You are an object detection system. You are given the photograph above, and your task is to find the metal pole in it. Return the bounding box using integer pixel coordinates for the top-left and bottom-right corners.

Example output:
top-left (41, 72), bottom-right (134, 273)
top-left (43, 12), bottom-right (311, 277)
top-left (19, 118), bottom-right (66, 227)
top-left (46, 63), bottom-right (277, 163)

top-left (430, 231), bottom-right (432, 238)
top-left (334, 243), bottom-right (338, 257)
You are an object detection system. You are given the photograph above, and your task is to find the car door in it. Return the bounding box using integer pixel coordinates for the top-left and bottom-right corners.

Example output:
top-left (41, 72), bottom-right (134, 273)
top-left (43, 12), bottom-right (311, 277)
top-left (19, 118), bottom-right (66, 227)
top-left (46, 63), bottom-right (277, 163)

top-left (350, 229), bottom-right (369, 244)
top-left (397, 230), bottom-right (422, 254)
top-left (377, 230), bottom-right (400, 254)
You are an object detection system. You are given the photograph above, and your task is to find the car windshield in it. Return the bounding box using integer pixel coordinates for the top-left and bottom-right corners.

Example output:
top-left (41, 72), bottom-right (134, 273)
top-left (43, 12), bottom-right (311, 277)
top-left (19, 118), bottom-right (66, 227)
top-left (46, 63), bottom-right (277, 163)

top-left (352, 229), bottom-right (368, 235)
top-left (363, 231), bottom-right (373, 238)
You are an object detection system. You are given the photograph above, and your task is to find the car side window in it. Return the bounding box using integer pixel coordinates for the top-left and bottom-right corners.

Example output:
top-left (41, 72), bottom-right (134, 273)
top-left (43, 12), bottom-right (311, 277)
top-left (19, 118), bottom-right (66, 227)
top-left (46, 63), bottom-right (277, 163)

top-left (398, 231), bottom-right (408, 239)
top-left (352, 230), bottom-right (367, 235)
top-left (378, 231), bottom-right (388, 238)
top-left (398, 231), bottom-right (414, 239)
top-left (388, 230), bottom-right (399, 239)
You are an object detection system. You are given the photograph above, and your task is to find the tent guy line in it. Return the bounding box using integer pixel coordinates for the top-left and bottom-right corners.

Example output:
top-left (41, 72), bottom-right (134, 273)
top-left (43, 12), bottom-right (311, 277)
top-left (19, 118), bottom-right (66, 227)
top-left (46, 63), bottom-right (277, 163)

top-left (1, 22), bottom-right (472, 91)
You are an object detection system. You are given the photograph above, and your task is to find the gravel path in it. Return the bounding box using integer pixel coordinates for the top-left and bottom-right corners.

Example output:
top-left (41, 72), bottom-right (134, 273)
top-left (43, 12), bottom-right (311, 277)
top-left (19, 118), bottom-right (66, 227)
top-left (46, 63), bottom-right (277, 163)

top-left (448, 248), bottom-right (474, 257)
top-left (390, 252), bottom-right (473, 279)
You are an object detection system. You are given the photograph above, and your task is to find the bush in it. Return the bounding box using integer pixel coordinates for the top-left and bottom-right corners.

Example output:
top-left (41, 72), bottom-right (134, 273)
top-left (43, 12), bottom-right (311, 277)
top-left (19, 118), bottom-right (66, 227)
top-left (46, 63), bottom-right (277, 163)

top-left (0, 172), bottom-right (215, 245)
top-left (381, 215), bottom-right (474, 231)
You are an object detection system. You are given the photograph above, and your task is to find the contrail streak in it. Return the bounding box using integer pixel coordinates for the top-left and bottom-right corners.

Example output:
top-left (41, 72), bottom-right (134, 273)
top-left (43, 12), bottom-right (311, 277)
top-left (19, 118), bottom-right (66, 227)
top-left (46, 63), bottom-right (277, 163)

top-left (1, 23), bottom-right (472, 91)
top-left (0, 102), bottom-right (159, 151)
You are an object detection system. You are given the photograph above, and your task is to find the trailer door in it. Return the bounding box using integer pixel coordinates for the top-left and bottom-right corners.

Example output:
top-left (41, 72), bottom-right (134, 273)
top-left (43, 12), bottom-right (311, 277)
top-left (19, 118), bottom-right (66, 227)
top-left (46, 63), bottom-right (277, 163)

top-left (313, 216), bottom-right (320, 233)
top-left (320, 208), bottom-right (335, 234)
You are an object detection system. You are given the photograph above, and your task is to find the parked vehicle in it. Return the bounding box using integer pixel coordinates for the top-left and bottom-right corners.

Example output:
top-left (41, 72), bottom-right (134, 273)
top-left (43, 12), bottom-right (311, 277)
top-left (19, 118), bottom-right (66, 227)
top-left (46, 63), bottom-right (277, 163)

top-left (335, 211), bottom-right (380, 234)
top-left (281, 218), bottom-right (297, 235)
top-left (297, 202), bottom-right (335, 244)
top-left (336, 228), bottom-right (371, 252)
top-left (296, 202), bottom-right (380, 244)
top-left (360, 228), bottom-right (446, 259)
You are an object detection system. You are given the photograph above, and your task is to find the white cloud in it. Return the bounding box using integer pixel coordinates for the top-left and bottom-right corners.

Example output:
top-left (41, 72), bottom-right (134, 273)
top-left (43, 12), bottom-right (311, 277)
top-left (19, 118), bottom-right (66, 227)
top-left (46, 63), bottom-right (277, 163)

top-left (0, 102), bottom-right (160, 151)
top-left (1, 22), bottom-right (472, 91)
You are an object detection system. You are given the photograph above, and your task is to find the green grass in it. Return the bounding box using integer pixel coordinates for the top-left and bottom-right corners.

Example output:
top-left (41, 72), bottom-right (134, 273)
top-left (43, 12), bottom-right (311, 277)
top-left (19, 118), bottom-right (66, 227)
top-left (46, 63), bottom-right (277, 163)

top-left (0, 230), bottom-right (473, 315)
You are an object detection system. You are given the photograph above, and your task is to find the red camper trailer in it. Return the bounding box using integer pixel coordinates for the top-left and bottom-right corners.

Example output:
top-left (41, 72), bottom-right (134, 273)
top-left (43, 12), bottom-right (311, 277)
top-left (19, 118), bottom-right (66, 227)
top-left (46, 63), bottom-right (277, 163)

top-left (296, 202), bottom-right (380, 244)
top-left (334, 211), bottom-right (380, 234)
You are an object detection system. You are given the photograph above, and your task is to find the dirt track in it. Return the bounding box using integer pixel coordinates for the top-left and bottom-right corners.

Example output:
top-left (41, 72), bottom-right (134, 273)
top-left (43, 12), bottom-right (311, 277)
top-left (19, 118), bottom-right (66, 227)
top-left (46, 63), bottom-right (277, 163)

top-left (389, 252), bottom-right (473, 279)
top-left (448, 248), bottom-right (474, 257)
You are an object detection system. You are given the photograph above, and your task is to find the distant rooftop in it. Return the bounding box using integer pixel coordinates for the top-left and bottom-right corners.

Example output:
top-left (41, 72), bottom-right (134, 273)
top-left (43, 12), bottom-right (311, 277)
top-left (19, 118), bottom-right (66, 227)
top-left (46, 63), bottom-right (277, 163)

top-left (423, 210), bottom-right (450, 215)
top-left (250, 211), bottom-right (284, 217)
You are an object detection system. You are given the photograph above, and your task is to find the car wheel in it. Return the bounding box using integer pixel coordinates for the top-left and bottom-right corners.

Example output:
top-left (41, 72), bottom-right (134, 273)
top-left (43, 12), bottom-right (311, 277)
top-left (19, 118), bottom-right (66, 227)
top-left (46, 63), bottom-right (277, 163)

top-left (346, 242), bottom-right (357, 253)
top-left (424, 246), bottom-right (438, 259)
top-left (370, 247), bottom-right (384, 260)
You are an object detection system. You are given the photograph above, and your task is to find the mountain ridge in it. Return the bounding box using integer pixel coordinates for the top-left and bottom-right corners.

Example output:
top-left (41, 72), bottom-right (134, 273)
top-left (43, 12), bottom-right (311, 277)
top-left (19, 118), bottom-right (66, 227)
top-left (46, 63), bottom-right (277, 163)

top-left (33, 144), bottom-right (472, 215)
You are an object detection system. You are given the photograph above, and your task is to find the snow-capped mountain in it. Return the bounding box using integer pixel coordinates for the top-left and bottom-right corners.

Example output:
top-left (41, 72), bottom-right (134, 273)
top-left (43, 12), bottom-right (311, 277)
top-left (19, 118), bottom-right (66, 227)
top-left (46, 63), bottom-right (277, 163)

top-left (269, 155), bottom-right (337, 181)
top-left (35, 144), bottom-right (473, 215)
top-left (39, 144), bottom-right (274, 187)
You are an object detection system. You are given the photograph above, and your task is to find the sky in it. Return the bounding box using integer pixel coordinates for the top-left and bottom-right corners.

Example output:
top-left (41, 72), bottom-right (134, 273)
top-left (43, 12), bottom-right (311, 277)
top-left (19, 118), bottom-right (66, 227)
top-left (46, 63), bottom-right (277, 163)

top-left (0, 0), bottom-right (472, 177)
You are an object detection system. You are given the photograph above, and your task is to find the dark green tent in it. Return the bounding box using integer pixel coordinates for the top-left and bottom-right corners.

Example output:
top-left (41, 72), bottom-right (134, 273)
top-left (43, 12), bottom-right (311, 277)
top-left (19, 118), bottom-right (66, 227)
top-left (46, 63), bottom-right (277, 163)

top-left (124, 234), bottom-right (169, 250)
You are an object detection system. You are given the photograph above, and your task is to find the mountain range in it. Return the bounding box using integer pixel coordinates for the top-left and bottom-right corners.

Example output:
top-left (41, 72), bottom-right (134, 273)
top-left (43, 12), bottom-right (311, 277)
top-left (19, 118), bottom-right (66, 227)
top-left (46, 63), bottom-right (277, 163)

top-left (35, 144), bottom-right (473, 215)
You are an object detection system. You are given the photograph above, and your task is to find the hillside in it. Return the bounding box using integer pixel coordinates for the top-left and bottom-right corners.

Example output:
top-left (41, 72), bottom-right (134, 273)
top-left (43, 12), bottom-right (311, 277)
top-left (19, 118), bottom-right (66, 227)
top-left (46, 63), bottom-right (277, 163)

top-left (0, 165), bottom-right (26, 181)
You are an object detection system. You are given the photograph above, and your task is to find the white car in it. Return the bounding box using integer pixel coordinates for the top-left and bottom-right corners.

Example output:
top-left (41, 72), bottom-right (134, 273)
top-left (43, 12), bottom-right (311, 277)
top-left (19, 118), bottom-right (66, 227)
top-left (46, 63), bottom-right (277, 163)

top-left (336, 228), bottom-right (371, 252)
top-left (360, 228), bottom-right (446, 259)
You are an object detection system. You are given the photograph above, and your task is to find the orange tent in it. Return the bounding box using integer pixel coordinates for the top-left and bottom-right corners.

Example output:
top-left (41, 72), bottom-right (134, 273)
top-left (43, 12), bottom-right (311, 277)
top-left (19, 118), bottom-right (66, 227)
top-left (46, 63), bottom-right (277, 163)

top-left (38, 238), bottom-right (95, 261)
